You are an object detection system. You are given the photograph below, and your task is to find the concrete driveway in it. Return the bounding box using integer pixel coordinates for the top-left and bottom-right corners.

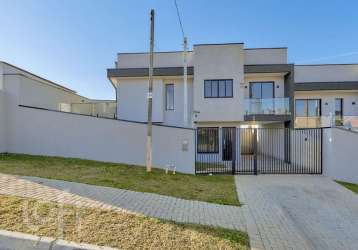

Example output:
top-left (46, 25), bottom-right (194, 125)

top-left (236, 175), bottom-right (358, 250)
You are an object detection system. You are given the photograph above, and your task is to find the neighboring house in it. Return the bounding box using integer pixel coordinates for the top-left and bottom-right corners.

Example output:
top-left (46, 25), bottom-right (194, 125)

top-left (295, 64), bottom-right (358, 128)
top-left (0, 61), bottom-right (116, 118)
top-left (107, 43), bottom-right (358, 130)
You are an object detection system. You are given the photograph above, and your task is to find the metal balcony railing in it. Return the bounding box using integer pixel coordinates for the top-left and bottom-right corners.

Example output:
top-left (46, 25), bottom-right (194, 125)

top-left (244, 98), bottom-right (290, 116)
top-left (59, 102), bottom-right (117, 119)
top-left (294, 115), bottom-right (358, 129)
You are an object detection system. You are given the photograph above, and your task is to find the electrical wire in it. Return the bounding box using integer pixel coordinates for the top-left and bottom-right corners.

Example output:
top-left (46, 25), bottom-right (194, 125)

top-left (174, 0), bottom-right (185, 38)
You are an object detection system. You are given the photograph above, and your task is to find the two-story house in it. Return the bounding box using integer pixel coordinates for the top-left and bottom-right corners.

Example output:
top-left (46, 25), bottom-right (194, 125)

top-left (107, 43), bottom-right (293, 130)
top-left (107, 43), bottom-right (358, 130)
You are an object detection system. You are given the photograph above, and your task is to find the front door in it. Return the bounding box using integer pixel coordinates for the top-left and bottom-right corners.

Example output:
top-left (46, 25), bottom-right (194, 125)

top-left (222, 127), bottom-right (236, 161)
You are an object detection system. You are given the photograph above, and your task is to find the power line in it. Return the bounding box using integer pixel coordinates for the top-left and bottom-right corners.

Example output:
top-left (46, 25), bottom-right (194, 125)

top-left (174, 0), bottom-right (185, 38)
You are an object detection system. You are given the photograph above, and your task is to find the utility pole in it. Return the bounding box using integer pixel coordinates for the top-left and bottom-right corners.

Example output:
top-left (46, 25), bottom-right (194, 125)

top-left (146, 9), bottom-right (155, 172)
top-left (183, 37), bottom-right (188, 126)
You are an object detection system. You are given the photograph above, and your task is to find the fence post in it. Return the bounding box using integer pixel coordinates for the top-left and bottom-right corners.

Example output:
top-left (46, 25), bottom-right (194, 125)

top-left (254, 128), bottom-right (258, 175)
top-left (320, 127), bottom-right (323, 174)
top-left (232, 128), bottom-right (236, 175)
top-left (194, 129), bottom-right (197, 175)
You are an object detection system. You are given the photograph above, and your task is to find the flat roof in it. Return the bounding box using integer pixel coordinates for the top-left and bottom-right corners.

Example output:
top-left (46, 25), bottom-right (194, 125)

top-left (107, 67), bottom-right (194, 78)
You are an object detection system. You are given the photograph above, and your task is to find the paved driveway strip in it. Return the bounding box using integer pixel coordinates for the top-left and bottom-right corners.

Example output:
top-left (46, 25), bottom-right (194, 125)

top-left (236, 175), bottom-right (358, 250)
top-left (17, 175), bottom-right (247, 231)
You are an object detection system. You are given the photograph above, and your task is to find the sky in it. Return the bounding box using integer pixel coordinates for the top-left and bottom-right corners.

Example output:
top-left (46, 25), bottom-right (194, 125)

top-left (1, 0), bottom-right (358, 100)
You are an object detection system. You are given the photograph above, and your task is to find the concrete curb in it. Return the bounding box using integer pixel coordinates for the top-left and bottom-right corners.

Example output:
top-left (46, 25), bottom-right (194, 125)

top-left (0, 230), bottom-right (118, 250)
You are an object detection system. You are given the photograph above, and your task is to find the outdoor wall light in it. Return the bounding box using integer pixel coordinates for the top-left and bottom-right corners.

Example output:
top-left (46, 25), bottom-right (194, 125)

top-left (352, 102), bottom-right (356, 105)
top-left (325, 102), bottom-right (328, 105)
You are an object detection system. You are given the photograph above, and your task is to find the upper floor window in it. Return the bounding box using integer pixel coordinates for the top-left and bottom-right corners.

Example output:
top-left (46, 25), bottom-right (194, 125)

top-left (165, 84), bottom-right (174, 110)
top-left (295, 99), bottom-right (321, 117)
top-left (204, 79), bottom-right (233, 98)
top-left (250, 82), bottom-right (274, 99)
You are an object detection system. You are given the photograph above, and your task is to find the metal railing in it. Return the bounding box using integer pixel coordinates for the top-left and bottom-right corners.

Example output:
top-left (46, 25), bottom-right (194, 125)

top-left (244, 98), bottom-right (290, 115)
top-left (295, 115), bottom-right (358, 129)
top-left (195, 127), bottom-right (322, 175)
top-left (59, 102), bottom-right (117, 119)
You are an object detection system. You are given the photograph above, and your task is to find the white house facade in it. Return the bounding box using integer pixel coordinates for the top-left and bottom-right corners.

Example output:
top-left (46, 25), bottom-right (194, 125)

top-left (107, 43), bottom-right (358, 130)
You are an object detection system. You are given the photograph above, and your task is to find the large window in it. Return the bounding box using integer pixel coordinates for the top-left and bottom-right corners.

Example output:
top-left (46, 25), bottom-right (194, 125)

top-left (335, 98), bottom-right (343, 126)
top-left (165, 84), bottom-right (174, 110)
top-left (204, 79), bottom-right (233, 98)
top-left (250, 82), bottom-right (274, 99)
top-left (197, 128), bottom-right (219, 153)
top-left (295, 99), bottom-right (321, 117)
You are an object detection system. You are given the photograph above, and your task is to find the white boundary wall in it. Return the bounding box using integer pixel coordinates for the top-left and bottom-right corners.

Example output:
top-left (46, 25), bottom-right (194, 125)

top-left (6, 106), bottom-right (195, 174)
top-left (323, 128), bottom-right (358, 184)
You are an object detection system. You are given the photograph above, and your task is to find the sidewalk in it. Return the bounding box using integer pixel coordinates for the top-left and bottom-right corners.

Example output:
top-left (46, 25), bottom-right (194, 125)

top-left (0, 173), bottom-right (247, 232)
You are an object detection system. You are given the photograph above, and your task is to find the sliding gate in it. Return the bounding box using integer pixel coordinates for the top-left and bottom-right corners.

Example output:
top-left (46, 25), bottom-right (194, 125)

top-left (195, 128), bottom-right (322, 175)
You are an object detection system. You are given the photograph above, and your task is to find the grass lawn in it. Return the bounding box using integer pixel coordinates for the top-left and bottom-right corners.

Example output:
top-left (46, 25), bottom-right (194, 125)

top-left (0, 194), bottom-right (249, 249)
top-left (0, 153), bottom-right (240, 206)
top-left (336, 180), bottom-right (358, 194)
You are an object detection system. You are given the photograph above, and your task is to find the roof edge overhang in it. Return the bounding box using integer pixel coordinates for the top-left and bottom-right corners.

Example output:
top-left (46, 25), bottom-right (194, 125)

top-left (244, 64), bottom-right (294, 74)
top-left (295, 81), bottom-right (358, 91)
top-left (107, 67), bottom-right (194, 78)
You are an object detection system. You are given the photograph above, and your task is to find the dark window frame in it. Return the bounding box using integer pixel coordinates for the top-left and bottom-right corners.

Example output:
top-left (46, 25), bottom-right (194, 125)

top-left (249, 81), bottom-right (275, 99)
top-left (295, 99), bottom-right (321, 117)
top-left (165, 83), bottom-right (174, 110)
top-left (204, 79), bottom-right (233, 98)
top-left (197, 127), bottom-right (219, 153)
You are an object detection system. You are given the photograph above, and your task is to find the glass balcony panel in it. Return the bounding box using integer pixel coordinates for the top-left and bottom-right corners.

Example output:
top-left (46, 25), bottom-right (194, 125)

top-left (245, 98), bottom-right (290, 115)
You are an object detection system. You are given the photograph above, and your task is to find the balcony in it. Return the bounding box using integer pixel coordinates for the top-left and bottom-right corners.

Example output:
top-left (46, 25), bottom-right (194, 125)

top-left (295, 115), bottom-right (358, 128)
top-left (244, 98), bottom-right (291, 122)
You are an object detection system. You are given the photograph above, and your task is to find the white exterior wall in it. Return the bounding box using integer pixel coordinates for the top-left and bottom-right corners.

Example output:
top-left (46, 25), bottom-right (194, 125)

top-left (323, 128), bottom-right (358, 184)
top-left (295, 64), bottom-right (358, 82)
top-left (18, 76), bottom-right (87, 110)
top-left (244, 48), bottom-right (287, 65)
top-left (163, 78), bottom-right (193, 126)
top-left (244, 74), bottom-right (285, 98)
top-left (294, 91), bottom-right (358, 127)
top-left (8, 106), bottom-right (195, 174)
top-left (1, 62), bottom-right (88, 111)
top-left (117, 78), bottom-right (164, 123)
top-left (193, 44), bottom-right (245, 122)
top-left (117, 77), bottom-right (193, 126)
top-left (117, 52), bottom-right (193, 68)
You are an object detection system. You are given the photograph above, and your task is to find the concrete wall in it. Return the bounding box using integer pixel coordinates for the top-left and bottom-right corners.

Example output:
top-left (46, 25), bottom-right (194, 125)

top-left (295, 64), bottom-right (358, 83)
top-left (117, 52), bottom-right (193, 68)
top-left (7, 105), bottom-right (195, 174)
top-left (244, 48), bottom-right (287, 65)
top-left (193, 44), bottom-right (245, 122)
top-left (323, 128), bottom-right (358, 184)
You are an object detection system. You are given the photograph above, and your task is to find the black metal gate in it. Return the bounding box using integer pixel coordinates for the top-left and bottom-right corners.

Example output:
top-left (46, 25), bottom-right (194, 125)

top-left (195, 128), bottom-right (322, 175)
